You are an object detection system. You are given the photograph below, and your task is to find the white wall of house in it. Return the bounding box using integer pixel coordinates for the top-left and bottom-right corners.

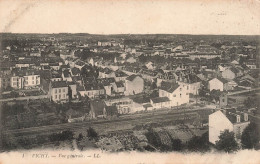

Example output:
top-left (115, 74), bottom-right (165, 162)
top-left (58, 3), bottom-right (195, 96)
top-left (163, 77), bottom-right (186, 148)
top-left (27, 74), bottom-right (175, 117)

top-left (125, 76), bottom-right (144, 95)
top-left (24, 75), bottom-right (40, 87)
top-left (11, 76), bottom-right (24, 89)
top-left (131, 102), bottom-right (145, 113)
top-left (151, 100), bottom-right (171, 109)
top-left (159, 85), bottom-right (189, 107)
top-left (104, 85), bottom-right (112, 96)
top-left (208, 78), bottom-right (224, 91)
top-left (209, 111), bottom-right (233, 144)
top-left (99, 72), bottom-right (116, 79)
top-left (115, 76), bottom-right (127, 82)
top-left (222, 69), bottom-right (236, 80)
top-left (178, 81), bottom-right (200, 95)
top-left (51, 87), bottom-right (68, 102)
top-left (86, 89), bottom-right (105, 99)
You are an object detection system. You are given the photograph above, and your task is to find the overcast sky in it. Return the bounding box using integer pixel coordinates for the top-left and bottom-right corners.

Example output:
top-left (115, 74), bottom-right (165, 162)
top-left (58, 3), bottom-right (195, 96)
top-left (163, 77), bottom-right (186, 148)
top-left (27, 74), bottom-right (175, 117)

top-left (0, 0), bottom-right (259, 35)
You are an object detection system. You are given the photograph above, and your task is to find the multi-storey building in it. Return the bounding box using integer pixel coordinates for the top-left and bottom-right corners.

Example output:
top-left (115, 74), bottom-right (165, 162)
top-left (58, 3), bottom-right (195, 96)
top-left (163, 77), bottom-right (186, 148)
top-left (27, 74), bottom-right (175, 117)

top-left (209, 109), bottom-right (250, 144)
top-left (159, 81), bottom-right (189, 107)
top-left (10, 70), bottom-right (40, 89)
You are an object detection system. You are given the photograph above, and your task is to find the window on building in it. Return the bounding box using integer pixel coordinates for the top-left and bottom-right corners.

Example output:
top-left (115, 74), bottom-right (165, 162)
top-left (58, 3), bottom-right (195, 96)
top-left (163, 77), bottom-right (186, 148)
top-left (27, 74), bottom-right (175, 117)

top-left (180, 93), bottom-right (182, 98)
top-left (55, 95), bottom-right (57, 99)
top-left (55, 89), bottom-right (57, 93)
top-left (32, 81), bottom-right (34, 84)
top-left (59, 94), bottom-right (61, 99)
top-left (187, 86), bottom-right (189, 90)
top-left (63, 88), bottom-right (65, 92)
top-left (32, 76), bottom-right (34, 80)
top-left (63, 94), bottom-right (65, 98)
top-left (59, 89), bottom-right (61, 93)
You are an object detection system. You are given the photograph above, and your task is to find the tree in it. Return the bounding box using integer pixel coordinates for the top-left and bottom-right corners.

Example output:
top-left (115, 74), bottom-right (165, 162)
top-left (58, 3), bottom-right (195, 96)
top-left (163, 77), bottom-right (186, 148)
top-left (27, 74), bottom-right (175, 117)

top-left (150, 82), bottom-right (157, 90)
top-left (68, 86), bottom-right (72, 103)
top-left (171, 139), bottom-right (182, 151)
top-left (241, 123), bottom-right (260, 149)
top-left (87, 127), bottom-right (98, 140)
top-left (243, 97), bottom-right (257, 109)
top-left (187, 134), bottom-right (209, 152)
top-left (145, 127), bottom-right (161, 148)
top-left (215, 130), bottom-right (239, 153)
top-left (209, 89), bottom-right (222, 102)
top-left (77, 133), bottom-right (83, 142)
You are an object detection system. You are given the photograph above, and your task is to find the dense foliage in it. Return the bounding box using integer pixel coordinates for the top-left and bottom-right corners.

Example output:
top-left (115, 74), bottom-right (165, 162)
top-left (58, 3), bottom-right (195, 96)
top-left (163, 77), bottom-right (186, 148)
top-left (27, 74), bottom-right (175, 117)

top-left (215, 130), bottom-right (239, 153)
top-left (241, 123), bottom-right (260, 149)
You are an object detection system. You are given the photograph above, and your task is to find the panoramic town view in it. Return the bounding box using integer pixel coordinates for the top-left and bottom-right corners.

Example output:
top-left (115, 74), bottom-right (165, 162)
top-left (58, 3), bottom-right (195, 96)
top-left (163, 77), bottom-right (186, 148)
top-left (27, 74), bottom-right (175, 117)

top-left (0, 33), bottom-right (259, 153)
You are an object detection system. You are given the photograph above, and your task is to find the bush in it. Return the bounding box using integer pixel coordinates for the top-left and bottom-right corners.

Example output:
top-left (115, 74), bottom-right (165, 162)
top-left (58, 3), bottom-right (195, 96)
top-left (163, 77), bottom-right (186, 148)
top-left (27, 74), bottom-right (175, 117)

top-left (215, 130), bottom-right (239, 153)
top-left (172, 139), bottom-right (182, 151)
top-left (49, 130), bottom-right (74, 142)
top-left (87, 127), bottom-right (98, 140)
top-left (241, 123), bottom-right (260, 149)
top-left (187, 132), bottom-right (209, 152)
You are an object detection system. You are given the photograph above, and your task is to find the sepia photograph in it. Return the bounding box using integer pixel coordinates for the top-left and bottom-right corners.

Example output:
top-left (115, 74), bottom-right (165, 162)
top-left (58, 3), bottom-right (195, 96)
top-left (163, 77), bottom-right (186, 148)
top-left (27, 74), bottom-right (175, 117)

top-left (0, 0), bottom-right (259, 163)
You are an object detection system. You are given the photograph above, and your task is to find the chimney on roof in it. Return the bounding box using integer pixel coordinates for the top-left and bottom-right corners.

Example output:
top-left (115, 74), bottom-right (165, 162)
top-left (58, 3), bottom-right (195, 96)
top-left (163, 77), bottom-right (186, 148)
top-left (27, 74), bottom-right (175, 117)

top-left (236, 115), bottom-right (241, 123)
top-left (244, 113), bottom-right (248, 121)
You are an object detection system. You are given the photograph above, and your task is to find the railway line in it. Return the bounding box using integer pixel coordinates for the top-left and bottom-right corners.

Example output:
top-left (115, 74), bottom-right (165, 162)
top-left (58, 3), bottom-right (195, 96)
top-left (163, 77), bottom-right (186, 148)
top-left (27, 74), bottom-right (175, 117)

top-left (3, 108), bottom-right (205, 136)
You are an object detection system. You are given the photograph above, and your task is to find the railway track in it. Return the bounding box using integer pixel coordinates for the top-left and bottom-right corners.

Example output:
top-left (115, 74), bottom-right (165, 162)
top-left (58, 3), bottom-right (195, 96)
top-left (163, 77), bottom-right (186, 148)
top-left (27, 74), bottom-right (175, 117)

top-left (2, 109), bottom-right (204, 136)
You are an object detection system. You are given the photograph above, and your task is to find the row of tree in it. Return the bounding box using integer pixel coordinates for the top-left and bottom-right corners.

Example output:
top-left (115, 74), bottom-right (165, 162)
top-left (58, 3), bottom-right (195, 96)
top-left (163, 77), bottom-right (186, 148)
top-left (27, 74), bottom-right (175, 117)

top-left (145, 122), bottom-right (259, 153)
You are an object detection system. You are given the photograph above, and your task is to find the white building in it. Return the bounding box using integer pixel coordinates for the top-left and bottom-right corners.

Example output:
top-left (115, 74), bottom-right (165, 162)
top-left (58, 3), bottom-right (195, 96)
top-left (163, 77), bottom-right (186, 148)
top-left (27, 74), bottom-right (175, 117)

top-left (49, 81), bottom-right (69, 102)
top-left (159, 81), bottom-right (189, 107)
top-left (209, 109), bottom-right (250, 144)
top-left (208, 77), bottom-right (228, 91)
top-left (11, 70), bottom-right (40, 89)
top-left (124, 75), bottom-right (144, 95)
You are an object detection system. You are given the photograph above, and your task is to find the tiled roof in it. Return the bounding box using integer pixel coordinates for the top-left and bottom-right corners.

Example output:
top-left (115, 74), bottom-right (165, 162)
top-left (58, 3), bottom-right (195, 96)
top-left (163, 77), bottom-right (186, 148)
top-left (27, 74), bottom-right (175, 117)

top-left (100, 67), bottom-right (113, 74)
top-left (143, 103), bottom-right (153, 108)
top-left (126, 74), bottom-right (141, 81)
top-left (60, 65), bottom-right (70, 69)
top-left (115, 70), bottom-right (128, 77)
top-left (115, 81), bottom-right (124, 88)
top-left (151, 97), bottom-right (170, 103)
top-left (71, 67), bottom-right (81, 75)
top-left (97, 78), bottom-right (115, 86)
top-left (85, 83), bottom-right (104, 91)
top-left (72, 76), bottom-right (82, 82)
top-left (229, 67), bottom-right (239, 74)
top-left (222, 109), bottom-right (249, 124)
top-left (132, 96), bottom-right (150, 104)
top-left (160, 81), bottom-right (180, 93)
top-left (216, 77), bottom-right (228, 84)
top-left (49, 63), bottom-right (59, 66)
top-left (63, 69), bottom-right (71, 78)
top-left (12, 69), bottom-right (39, 77)
top-left (76, 84), bottom-right (85, 91)
top-left (51, 81), bottom-right (68, 88)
